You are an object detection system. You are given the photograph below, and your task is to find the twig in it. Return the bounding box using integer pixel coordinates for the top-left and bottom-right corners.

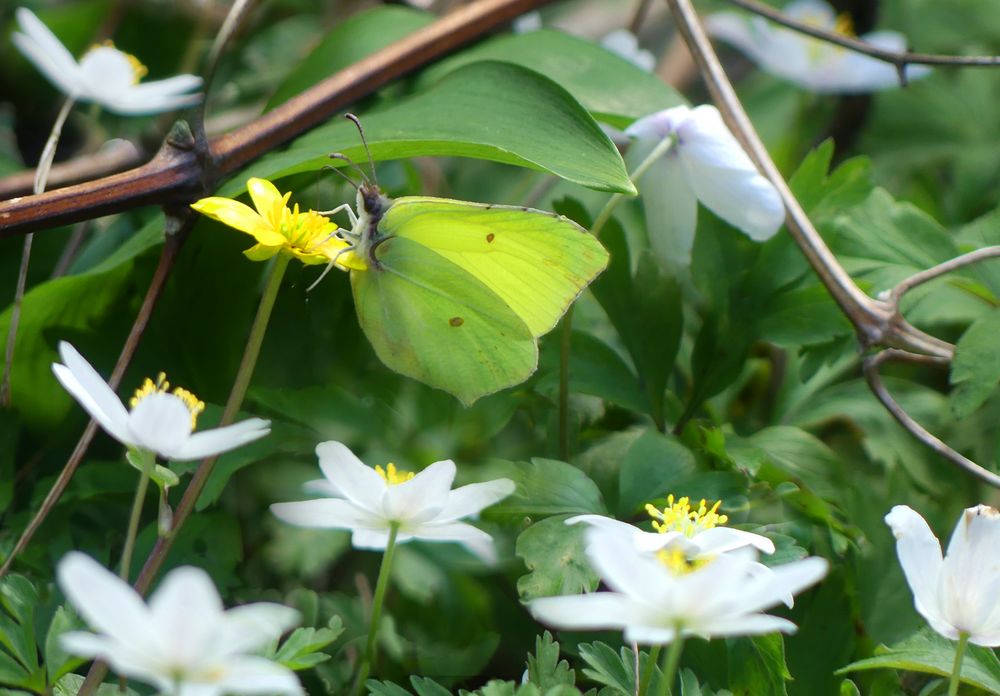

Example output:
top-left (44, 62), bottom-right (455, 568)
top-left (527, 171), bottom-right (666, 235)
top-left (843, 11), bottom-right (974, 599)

top-left (0, 140), bottom-right (141, 201)
top-left (723, 0), bottom-right (1000, 68)
top-left (888, 246), bottom-right (1000, 303)
top-left (863, 350), bottom-right (1000, 488)
top-left (0, 0), bottom-right (559, 237)
top-left (663, 0), bottom-right (952, 361)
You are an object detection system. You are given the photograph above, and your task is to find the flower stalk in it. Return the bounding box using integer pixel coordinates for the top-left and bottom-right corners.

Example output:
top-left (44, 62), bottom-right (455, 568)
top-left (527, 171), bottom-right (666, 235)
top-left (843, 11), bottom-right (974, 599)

top-left (120, 448), bottom-right (156, 581)
top-left (657, 636), bottom-right (684, 696)
top-left (948, 632), bottom-right (970, 696)
top-left (638, 645), bottom-right (661, 696)
top-left (354, 523), bottom-right (401, 696)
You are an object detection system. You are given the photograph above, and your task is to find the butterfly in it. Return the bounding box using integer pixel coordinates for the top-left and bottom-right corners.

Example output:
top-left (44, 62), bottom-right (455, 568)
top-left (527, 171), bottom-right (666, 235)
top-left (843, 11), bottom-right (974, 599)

top-left (320, 116), bottom-right (610, 405)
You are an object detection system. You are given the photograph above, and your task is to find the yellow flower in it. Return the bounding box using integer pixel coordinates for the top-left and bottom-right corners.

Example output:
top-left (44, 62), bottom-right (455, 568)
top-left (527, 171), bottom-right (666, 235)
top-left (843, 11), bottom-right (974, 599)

top-left (191, 178), bottom-right (366, 269)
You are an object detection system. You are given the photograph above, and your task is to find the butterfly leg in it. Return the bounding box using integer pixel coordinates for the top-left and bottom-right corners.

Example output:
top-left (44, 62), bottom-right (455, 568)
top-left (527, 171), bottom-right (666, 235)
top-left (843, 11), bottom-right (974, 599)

top-left (319, 203), bottom-right (359, 227)
top-left (307, 245), bottom-right (357, 292)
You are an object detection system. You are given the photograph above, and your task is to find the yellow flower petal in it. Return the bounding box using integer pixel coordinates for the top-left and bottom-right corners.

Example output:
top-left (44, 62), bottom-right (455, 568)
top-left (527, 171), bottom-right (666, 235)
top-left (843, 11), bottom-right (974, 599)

top-left (190, 196), bottom-right (285, 246)
top-left (244, 244), bottom-right (283, 262)
top-left (247, 178), bottom-right (284, 220)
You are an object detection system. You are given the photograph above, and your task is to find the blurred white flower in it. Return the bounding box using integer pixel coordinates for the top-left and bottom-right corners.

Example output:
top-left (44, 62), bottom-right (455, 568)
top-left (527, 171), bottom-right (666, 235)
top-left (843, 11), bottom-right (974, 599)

top-left (600, 29), bottom-right (655, 72)
top-left (271, 441), bottom-right (515, 561)
top-left (886, 504), bottom-right (1000, 646)
top-left (705, 0), bottom-right (930, 93)
top-left (570, 495), bottom-right (776, 557)
top-left (58, 552), bottom-right (303, 696)
top-left (529, 525), bottom-right (827, 644)
top-left (52, 341), bottom-right (270, 461)
top-left (512, 11), bottom-right (543, 34)
top-left (626, 104), bottom-right (784, 267)
top-left (12, 7), bottom-right (202, 114)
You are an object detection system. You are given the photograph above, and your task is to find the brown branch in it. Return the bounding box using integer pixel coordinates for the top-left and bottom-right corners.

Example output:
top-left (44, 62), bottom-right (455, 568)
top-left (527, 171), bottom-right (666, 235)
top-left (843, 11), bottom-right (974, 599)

top-left (863, 350), bottom-right (1000, 488)
top-left (0, 0), bottom-right (555, 237)
top-left (0, 140), bottom-right (142, 200)
top-left (723, 0), bottom-right (1000, 69)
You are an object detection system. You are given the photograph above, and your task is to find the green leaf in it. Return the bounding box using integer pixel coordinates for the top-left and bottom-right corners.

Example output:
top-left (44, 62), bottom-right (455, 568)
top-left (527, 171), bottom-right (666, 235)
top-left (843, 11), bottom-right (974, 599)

top-left (950, 310), bottom-right (1000, 418)
top-left (44, 607), bottom-right (84, 684)
top-left (617, 430), bottom-right (696, 517)
top-left (227, 61), bottom-right (635, 196)
top-left (497, 459), bottom-right (607, 518)
top-left (411, 676), bottom-right (455, 696)
top-left (578, 642), bottom-right (634, 696)
top-left (369, 681), bottom-right (417, 696)
top-left (728, 635), bottom-right (790, 696)
top-left (0, 575), bottom-right (38, 686)
top-left (526, 633), bottom-right (575, 691)
top-left (267, 6), bottom-right (435, 109)
top-left (420, 30), bottom-right (686, 127)
top-left (516, 515), bottom-right (598, 600)
top-left (839, 628), bottom-right (1000, 694)
top-left (272, 616), bottom-right (344, 670)
top-left (53, 674), bottom-right (140, 696)
top-left (537, 331), bottom-right (646, 414)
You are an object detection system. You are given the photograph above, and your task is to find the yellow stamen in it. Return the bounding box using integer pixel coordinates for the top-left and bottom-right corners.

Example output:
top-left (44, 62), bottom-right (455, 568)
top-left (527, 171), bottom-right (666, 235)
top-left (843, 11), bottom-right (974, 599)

top-left (87, 40), bottom-right (148, 83)
top-left (645, 495), bottom-right (728, 537)
top-left (655, 547), bottom-right (710, 576)
top-left (833, 12), bottom-right (856, 38)
top-left (130, 372), bottom-right (205, 430)
top-left (375, 463), bottom-right (415, 486)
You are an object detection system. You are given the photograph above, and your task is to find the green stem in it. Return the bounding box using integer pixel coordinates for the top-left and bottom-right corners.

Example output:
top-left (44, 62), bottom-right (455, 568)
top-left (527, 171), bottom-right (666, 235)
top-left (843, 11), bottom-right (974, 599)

top-left (638, 645), bottom-right (661, 696)
top-left (120, 449), bottom-right (155, 581)
top-left (353, 523), bottom-right (400, 696)
top-left (948, 632), bottom-right (970, 696)
top-left (557, 133), bottom-right (677, 452)
top-left (657, 636), bottom-right (684, 696)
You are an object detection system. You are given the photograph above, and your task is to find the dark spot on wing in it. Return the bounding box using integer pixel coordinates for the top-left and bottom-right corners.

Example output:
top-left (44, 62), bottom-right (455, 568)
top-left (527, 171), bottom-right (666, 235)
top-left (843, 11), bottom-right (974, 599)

top-left (449, 317), bottom-right (464, 327)
top-left (486, 233), bottom-right (495, 243)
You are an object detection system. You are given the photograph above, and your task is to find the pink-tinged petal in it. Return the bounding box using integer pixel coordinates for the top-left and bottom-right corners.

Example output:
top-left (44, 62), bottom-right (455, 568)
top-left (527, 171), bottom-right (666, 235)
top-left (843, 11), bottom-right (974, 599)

top-left (409, 521), bottom-right (498, 561)
top-left (215, 656), bottom-right (304, 695)
top-left (173, 418), bottom-right (270, 461)
top-left (53, 342), bottom-right (132, 444)
top-left (316, 441), bottom-right (385, 513)
top-left (678, 106), bottom-right (784, 241)
top-left (885, 505), bottom-right (949, 630)
top-left (218, 604), bottom-right (300, 655)
top-left (383, 459), bottom-right (456, 522)
top-left (694, 527), bottom-right (775, 555)
top-left (530, 593), bottom-right (643, 631)
top-left (434, 478), bottom-right (515, 523)
top-left (271, 498), bottom-right (383, 531)
top-left (13, 8), bottom-right (82, 96)
top-left (149, 566), bottom-right (224, 665)
top-left (637, 151), bottom-right (698, 267)
top-left (56, 553), bottom-right (160, 657)
top-left (126, 392), bottom-right (192, 459)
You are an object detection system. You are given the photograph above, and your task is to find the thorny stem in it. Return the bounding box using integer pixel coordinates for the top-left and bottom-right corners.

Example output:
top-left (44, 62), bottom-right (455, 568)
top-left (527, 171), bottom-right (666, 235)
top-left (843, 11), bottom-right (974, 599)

top-left (2, 96), bottom-right (76, 406)
top-left (948, 632), bottom-right (970, 696)
top-left (353, 523), bottom-right (401, 696)
top-left (120, 449), bottom-right (156, 582)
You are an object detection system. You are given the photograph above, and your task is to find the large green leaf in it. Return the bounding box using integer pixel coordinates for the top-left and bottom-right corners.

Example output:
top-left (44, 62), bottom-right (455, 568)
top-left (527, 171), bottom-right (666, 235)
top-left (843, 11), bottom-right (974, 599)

top-left (224, 61), bottom-right (635, 196)
top-left (495, 458), bottom-right (607, 518)
top-left (419, 30), bottom-right (686, 127)
top-left (950, 310), bottom-right (1000, 418)
top-left (515, 515), bottom-right (598, 600)
top-left (728, 635), bottom-right (790, 696)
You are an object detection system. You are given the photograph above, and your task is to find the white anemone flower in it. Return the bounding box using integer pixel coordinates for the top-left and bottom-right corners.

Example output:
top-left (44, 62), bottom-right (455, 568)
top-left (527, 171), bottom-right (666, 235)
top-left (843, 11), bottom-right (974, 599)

top-left (57, 552), bottom-right (303, 696)
top-left (886, 504), bottom-right (1000, 646)
top-left (271, 441), bottom-right (515, 561)
top-left (529, 525), bottom-right (827, 644)
top-left (705, 0), bottom-right (930, 94)
top-left (569, 495), bottom-right (776, 557)
top-left (626, 104), bottom-right (785, 268)
top-left (600, 30), bottom-right (655, 72)
top-left (12, 7), bottom-right (202, 114)
top-left (52, 341), bottom-right (270, 461)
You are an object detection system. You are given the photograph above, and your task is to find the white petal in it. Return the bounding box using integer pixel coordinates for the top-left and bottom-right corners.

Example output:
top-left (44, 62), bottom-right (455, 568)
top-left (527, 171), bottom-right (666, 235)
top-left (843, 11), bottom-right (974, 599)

top-left (678, 106), bottom-right (784, 241)
top-left (351, 528), bottom-right (399, 550)
top-left (623, 624), bottom-right (681, 645)
top-left (271, 498), bottom-right (384, 531)
top-left (940, 506), bottom-right (1000, 637)
top-left (56, 553), bottom-right (160, 657)
top-left (411, 521), bottom-right (499, 561)
top-left (625, 105), bottom-right (691, 140)
top-left (383, 459), bottom-right (456, 522)
top-left (638, 150), bottom-right (699, 267)
top-left (13, 8), bottom-right (82, 96)
top-left (302, 478), bottom-right (338, 497)
top-left (218, 604), bottom-right (300, 655)
top-left (316, 441), bottom-right (385, 512)
top-left (149, 566), bottom-right (224, 665)
top-left (173, 418), bottom-right (270, 460)
top-left (696, 612), bottom-right (799, 637)
top-left (600, 29), bottom-right (655, 72)
top-left (53, 342), bottom-right (132, 445)
top-left (77, 46), bottom-right (137, 107)
top-left (885, 505), bottom-right (949, 630)
top-left (736, 556), bottom-right (828, 614)
top-left (214, 656), bottom-right (304, 695)
top-left (529, 592), bottom-right (644, 631)
top-left (585, 526), bottom-right (670, 602)
top-left (60, 632), bottom-right (167, 689)
top-left (567, 515), bottom-right (677, 554)
top-left (435, 478), bottom-right (515, 523)
top-left (693, 527), bottom-right (775, 555)
top-left (101, 88), bottom-right (202, 116)
top-left (126, 392), bottom-right (193, 458)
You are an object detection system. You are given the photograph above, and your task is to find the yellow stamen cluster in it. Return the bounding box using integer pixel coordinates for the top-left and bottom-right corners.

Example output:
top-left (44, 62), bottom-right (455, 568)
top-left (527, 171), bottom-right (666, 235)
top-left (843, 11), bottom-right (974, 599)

top-left (130, 373), bottom-right (205, 430)
top-left (375, 463), bottom-right (415, 486)
top-left (646, 495), bottom-right (728, 538)
top-left (87, 40), bottom-right (148, 83)
top-left (265, 194), bottom-right (338, 255)
top-left (655, 547), bottom-right (710, 576)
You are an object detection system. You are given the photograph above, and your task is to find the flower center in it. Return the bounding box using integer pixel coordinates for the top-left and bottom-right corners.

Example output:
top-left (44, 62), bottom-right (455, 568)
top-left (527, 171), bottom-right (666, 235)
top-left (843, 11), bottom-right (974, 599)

top-left (85, 40), bottom-right (148, 83)
top-left (375, 463), bottom-right (415, 486)
top-left (655, 547), bottom-right (710, 576)
top-left (130, 373), bottom-right (205, 430)
top-left (645, 495), bottom-right (728, 537)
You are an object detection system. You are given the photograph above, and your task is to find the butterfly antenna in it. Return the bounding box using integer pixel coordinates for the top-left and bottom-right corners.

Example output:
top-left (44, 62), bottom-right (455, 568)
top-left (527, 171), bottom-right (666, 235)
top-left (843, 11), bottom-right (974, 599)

top-left (321, 162), bottom-right (361, 192)
top-left (328, 153), bottom-right (370, 187)
top-left (345, 113), bottom-right (378, 188)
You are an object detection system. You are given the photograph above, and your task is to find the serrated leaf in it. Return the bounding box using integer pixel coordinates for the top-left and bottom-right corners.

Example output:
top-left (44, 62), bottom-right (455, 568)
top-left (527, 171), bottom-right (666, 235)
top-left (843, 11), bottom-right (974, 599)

top-left (227, 61), bottom-right (634, 196)
top-left (411, 676), bottom-right (454, 696)
top-left (53, 674), bottom-right (141, 696)
top-left (950, 311), bottom-right (1000, 418)
top-left (516, 515), bottom-right (598, 600)
top-left (728, 634), bottom-right (789, 696)
top-left (273, 616), bottom-right (344, 670)
top-left (617, 429), bottom-right (696, 517)
top-left (44, 606), bottom-right (84, 683)
top-left (527, 632), bottom-right (575, 691)
top-left (497, 459), bottom-right (606, 518)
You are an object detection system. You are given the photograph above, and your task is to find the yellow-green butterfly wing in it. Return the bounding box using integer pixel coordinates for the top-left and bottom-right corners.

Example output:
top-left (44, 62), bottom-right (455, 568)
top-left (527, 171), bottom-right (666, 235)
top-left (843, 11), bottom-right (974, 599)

top-left (350, 196), bottom-right (609, 404)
